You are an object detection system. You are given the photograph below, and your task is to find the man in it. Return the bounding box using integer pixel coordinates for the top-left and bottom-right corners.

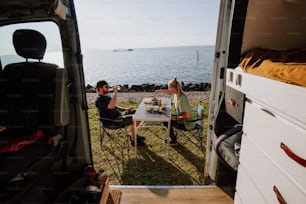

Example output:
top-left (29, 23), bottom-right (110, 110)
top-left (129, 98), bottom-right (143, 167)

top-left (95, 80), bottom-right (145, 146)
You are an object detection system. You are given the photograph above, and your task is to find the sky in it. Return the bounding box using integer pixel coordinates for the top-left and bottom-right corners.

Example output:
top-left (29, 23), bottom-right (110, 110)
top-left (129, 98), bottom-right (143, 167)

top-left (74, 0), bottom-right (220, 51)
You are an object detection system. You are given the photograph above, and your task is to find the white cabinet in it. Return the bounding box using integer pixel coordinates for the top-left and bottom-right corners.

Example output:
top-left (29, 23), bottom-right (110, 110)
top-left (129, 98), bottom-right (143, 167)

top-left (235, 101), bottom-right (306, 204)
top-left (234, 165), bottom-right (267, 204)
top-left (227, 70), bottom-right (306, 204)
top-left (226, 69), bottom-right (306, 129)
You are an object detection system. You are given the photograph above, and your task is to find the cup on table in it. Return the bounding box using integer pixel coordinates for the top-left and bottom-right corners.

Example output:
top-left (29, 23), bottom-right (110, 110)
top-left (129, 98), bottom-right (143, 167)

top-left (152, 105), bottom-right (159, 112)
top-left (145, 104), bottom-right (153, 112)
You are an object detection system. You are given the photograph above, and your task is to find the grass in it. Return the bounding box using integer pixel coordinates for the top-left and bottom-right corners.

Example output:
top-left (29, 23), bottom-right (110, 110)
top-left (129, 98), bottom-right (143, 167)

top-left (88, 99), bottom-right (209, 185)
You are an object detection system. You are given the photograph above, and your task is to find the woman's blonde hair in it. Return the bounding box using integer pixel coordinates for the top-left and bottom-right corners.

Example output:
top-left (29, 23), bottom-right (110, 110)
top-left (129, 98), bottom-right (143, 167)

top-left (168, 76), bottom-right (183, 96)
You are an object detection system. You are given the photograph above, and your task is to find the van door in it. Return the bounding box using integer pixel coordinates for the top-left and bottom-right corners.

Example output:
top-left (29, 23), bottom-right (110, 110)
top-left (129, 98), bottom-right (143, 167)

top-left (205, 0), bottom-right (248, 197)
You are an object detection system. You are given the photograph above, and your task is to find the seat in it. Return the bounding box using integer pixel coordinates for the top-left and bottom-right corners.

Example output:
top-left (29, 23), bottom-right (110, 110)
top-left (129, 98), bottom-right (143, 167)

top-left (213, 125), bottom-right (242, 172)
top-left (0, 29), bottom-right (69, 186)
top-left (1, 29), bottom-right (59, 136)
top-left (98, 113), bottom-right (130, 149)
top-left (174, 102), bottom-right (205, 150)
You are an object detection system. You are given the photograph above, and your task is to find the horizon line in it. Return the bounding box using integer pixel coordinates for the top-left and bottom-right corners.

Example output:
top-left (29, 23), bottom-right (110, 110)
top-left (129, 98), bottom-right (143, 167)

top-left (84, 44), bottom-right (215, 52)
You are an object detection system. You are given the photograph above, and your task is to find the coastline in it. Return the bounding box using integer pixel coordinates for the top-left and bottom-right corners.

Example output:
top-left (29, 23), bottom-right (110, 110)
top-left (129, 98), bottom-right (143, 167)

top-left (86, 91), bottom-right (210, 103)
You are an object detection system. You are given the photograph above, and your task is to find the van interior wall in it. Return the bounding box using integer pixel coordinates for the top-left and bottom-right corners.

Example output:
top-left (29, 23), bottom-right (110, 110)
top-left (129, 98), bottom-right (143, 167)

top-left (241, 0), bottom-right (306, 53)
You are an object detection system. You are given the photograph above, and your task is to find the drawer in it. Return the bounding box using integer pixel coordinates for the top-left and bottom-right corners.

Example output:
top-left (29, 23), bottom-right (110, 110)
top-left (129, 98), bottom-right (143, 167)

top-left (235, 166), bottom-right (266, 204)
top-left (243, 101), bottom-right (306, 193)
top-left (226, 69), bottom-right (306, 128)
top-left (239, 135), bottom-right (306, 204)
top-left (225, 86), bottom-right (245, 123)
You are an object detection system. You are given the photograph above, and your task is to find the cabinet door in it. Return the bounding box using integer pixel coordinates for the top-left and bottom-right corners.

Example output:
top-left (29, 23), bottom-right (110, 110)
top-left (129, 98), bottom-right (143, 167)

top-left (239, 132), bottom-right (306, 204)
top-left (235, 166), bottom-right (267, 204)
top-left (243, 101), bottom-right (306, 193)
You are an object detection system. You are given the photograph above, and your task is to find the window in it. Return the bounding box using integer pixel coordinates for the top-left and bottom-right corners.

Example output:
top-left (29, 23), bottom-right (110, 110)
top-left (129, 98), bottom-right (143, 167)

top-left (0, 21), bottom-right (64, 68)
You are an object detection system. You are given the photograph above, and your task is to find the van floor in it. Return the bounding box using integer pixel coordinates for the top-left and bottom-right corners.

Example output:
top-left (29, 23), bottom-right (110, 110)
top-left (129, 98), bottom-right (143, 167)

top-left (109, 185), bottom-right (234, 204)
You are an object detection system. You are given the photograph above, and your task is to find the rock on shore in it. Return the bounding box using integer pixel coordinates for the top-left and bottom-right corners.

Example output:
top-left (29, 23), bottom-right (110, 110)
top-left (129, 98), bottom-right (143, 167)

top-left (86, 82), bottom-right (211, 93)
top-left (86, 91), bottom-right (210, 103)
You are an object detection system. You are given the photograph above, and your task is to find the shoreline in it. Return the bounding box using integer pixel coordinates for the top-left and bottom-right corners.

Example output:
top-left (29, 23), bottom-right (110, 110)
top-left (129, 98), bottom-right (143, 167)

top-left (85, 82), bottom-right (211, 93)
top-left (86, 91), bottom-right (210, 103)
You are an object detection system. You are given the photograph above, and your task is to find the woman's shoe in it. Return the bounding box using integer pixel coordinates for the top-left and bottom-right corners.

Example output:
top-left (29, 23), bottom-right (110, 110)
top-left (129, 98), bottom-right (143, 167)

top-left (130, 136), bottom-right (145, 146)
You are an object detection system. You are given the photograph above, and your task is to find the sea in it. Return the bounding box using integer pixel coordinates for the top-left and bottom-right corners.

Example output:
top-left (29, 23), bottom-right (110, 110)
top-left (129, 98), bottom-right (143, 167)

top-left (82, 45), bottom-right (214, 87)
top-left (1, 45), bottom-right (215, 87)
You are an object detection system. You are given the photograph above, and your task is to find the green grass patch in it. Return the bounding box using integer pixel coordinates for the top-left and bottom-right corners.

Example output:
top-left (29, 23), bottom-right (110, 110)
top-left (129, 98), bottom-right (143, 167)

top-left (88, 100), bottom-right (209, 185)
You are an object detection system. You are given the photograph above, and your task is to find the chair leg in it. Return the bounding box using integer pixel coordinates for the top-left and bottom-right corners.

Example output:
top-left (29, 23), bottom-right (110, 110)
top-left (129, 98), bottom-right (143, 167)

top-left (175, 128), bottom-right (204, 151)
top-left (100, 126), bottom-right (130, 151)
top-left (100, 126), bottom-right (115, 147)
top-left (196, 129), bottom-right (204, 151)
top-left (122, 128), bottom-right (130, 149)
top-left (100, 127), bottom-right (105, 146)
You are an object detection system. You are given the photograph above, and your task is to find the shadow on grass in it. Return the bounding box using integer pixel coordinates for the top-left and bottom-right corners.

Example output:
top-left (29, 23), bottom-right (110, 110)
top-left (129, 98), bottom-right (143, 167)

top-left (100, 135), bottom-right (132, 183)
top-left (97, 127), bottom-right (205, 185)
top-left (173, 144), bottom-right (203, 171)
top-left (121, 144), bottom-right (194, 185)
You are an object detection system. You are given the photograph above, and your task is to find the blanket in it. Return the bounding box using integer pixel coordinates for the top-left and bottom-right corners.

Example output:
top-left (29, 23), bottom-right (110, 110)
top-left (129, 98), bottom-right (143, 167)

top-left (0, 130), bottom-right (44, 153)
top-left (239, 48), bottom-right (306, 87)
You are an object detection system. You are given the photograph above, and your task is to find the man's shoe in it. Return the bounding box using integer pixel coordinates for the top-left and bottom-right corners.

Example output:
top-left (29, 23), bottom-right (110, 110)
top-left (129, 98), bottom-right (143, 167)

top-left (130, 139), bottom-right (145, 146)
top-left (136, 135), bottom-right (145, 141)
top-left (164, 139), bottom-right (178, 146)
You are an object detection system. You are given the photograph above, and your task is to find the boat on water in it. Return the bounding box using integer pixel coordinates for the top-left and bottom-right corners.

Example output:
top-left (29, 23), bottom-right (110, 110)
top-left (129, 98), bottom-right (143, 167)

top-left (113, 48), bottom-right (134, 52)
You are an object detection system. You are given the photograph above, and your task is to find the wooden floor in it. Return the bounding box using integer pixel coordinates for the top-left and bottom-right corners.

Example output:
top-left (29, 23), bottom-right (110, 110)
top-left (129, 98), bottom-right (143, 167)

top-left (110, 185), bottom-right (234, 204)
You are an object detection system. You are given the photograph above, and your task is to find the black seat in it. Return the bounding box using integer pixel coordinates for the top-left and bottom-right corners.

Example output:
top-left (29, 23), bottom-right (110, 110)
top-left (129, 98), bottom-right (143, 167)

top-left (0, 29), bottom-right (61, 186)
top-left (213, 125), bottom-right (242, 172)
top-left (1, 29), bottom-right (59, 136)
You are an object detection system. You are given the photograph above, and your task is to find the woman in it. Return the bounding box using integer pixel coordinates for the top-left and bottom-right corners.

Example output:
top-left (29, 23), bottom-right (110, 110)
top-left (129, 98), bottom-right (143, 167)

top-left (155, 76), bottom-right (194, 145)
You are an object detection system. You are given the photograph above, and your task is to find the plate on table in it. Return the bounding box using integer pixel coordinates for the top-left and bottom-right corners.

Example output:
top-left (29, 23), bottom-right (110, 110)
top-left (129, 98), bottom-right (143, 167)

top-left (145, 104), bottom-right (164, 113)
top-left (144, 98), bottom-right (153, 104)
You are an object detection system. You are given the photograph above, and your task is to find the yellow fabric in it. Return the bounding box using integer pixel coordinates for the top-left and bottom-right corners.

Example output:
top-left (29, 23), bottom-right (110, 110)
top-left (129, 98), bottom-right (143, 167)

top-left (239, 49), bottom-right (306, 87)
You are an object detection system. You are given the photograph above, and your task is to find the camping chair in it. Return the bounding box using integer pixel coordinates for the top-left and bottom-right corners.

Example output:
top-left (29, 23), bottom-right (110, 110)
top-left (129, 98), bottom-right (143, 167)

top-left (98, 113), bottom-right (130, 150)
top-left (174, 102), bottom-right (205, 150)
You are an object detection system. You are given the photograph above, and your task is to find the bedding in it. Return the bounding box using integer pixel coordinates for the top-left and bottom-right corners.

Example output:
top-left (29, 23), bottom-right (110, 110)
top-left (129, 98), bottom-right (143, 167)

top-left (0, 130), bottom-right (44, 153)
top-left (239, 48), bottom-right (306, 86)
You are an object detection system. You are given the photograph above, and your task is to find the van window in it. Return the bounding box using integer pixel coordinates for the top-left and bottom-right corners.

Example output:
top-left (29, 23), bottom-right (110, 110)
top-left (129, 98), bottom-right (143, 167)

top-left (0, 21), bottom-right (64, 68)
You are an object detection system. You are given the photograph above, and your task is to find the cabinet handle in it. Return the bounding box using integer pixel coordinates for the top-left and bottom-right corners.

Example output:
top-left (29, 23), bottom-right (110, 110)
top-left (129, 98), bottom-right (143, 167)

top-left (273, 186), bottom-right (287, 204)
top-left (227, 98), bottom-right (238, 107)
top-left (281, 142), bottom-right (306, 168)
top-left (260, 108), bottom-right (275, 117)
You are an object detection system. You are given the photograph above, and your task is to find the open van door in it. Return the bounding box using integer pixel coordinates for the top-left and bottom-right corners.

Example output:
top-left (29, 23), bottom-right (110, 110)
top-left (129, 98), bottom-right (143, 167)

top-left (206, 0), bottom-right (306, 203)
top-left (0, 0), bottom-right (108, 203)
top-left (205, 0), bottom-right (233, 181)
top-left (205, 0), bottom-right (248, 197)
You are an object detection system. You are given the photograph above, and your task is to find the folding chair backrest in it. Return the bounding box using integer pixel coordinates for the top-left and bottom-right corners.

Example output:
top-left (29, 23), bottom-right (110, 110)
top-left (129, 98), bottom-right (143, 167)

top-left (193, 102), bottom-right (204, 125)
top-left (197, 103), bottom-right (204, 119)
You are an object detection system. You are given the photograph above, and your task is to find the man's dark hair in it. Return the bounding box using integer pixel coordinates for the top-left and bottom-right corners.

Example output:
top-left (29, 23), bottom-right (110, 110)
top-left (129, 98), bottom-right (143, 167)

top-left (96, 80), bottom-right (108, 89)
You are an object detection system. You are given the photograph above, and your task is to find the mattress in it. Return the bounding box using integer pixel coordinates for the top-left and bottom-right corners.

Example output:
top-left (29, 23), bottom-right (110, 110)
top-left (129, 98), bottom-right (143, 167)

top-left (239, 48), bottom-right (306, 87)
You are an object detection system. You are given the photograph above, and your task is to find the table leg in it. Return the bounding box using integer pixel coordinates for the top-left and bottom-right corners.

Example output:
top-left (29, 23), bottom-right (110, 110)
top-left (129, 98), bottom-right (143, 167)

top-left (134, 120), bottom-right (137, 156)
